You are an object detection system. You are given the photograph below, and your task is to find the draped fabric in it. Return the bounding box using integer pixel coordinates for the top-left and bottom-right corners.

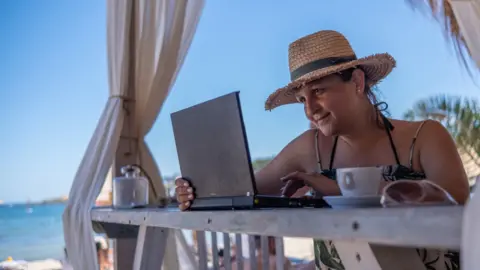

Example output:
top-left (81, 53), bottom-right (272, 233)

top-left (62, 0), bottom-right (204, 269)
top-left (449, 1), bottom-right (480, 269)
top-left (450, 0), bottom-right (480, 68)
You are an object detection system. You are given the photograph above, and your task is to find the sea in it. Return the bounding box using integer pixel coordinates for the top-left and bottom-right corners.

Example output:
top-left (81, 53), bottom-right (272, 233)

top-left (0, 204), bottom-right (309, 264)
top-left (0, 203), bottom-right (66, 261)
top-left (0, 203), bottom-right (224, 263)
top-left (0, 203), bottom-right (201, 263)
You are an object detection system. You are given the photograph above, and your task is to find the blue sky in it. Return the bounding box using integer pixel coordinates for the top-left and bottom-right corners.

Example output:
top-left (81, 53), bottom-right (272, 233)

top-left (0, 0), bottom-right (479, 203)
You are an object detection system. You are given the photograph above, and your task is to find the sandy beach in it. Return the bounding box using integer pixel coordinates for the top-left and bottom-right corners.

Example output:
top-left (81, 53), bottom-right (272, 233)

top-left (1, 234), bottom-right (313, 270)
top-left (2, 239), bottom-right (311, 270)
top-left (0, 259), bottom-right (64, 270)
top-left (283, 237), bottom-right (315, 261)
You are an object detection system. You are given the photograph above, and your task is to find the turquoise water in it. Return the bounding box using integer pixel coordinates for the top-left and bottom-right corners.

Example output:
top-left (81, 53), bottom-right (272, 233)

top-left (0, 203), bottom-right (66, 261)
top-left (0, 204), bottom-right (308, 264)
top-left (0, 203), bottom-right (198, 262)
top-left (0, 203), bottom-right (200, 262)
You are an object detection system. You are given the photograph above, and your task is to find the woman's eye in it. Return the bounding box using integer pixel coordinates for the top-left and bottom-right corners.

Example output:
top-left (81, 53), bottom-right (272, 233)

top-left (296, 96), bottom-right (306, 103)
top-left (313, 88), bottom-right (326, 95)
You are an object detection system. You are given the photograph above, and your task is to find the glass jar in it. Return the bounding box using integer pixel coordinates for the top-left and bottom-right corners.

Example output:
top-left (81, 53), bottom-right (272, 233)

top-left (113, 165), bottom-right (149, 208)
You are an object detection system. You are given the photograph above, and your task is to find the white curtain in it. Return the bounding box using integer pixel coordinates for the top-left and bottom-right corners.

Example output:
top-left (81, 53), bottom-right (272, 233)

top-left (451, 1), bottom-right (480, 269)
top-left (450, 0), bottom-right (480, 68)
top-left (62, 0), bottom-right (204, 269)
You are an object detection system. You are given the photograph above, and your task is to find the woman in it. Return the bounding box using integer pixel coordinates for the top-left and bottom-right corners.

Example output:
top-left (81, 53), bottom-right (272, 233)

top-left (175, 30), bottom-right (469, 269)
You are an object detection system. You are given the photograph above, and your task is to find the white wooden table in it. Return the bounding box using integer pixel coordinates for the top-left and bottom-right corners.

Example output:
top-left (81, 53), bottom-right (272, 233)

top-left (91, 206), bottom-right (463, 269)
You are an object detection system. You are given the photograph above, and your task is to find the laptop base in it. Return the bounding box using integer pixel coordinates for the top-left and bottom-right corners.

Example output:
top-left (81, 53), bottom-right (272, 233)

top-left (188, 195), bottom-right (330, 211)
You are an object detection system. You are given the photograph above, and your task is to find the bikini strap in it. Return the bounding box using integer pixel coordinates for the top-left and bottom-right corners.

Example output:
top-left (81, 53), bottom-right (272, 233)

top-left (373, 102), bottom-right (401, 165)
top-left (409, 120), bottom-right (428, 169)
top-left (329, 136), bottom-right (339, 170)
top-left (314, 129), bottom-right (323, 171)
top-left (314, 129), bottom-right (339, 171)
top-left (381, 115), bottom-right (402, 165)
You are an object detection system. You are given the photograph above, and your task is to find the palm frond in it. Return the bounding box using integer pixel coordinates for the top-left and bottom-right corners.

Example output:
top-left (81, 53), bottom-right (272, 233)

top-left (403, 94), bottom-right (480, 158)
top-left (404, 0), bottom-right (478, 76)
top-left (403, 109), bottom-right (416, 121)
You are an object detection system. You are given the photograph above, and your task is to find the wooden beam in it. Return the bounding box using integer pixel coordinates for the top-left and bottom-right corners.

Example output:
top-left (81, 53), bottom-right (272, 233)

top-left (248, 235), bottom-right (257, 270)
top-left (114, 239), bottom-right (137, 270)
top-left (275, 237), bottom-right (285, 270)
top-left (133, 225), bottom-right (168, 270)
top-left (93, 221), bottom-right (138, 238)
top-left (112, 1), bottom-right (138, 269)
top-left (196, 231), bottom-right (208, 270)
top-left (92, 206), bottom-right (463, 250)
top-left (113, 120), bottom-right (138, 270)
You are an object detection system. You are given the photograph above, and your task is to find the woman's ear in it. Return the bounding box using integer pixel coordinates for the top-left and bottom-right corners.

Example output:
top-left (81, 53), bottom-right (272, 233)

top-left (351, 69), bottom-right (366, 94)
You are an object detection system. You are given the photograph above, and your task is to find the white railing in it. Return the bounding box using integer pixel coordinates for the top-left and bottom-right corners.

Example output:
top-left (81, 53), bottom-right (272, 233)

top-left (191, 232), bottom-right (287, 270)
top-left (91, 205), bottom-right (463, 269)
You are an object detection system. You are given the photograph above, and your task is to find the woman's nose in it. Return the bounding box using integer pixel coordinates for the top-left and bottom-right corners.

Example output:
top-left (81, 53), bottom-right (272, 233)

top-left (305, 98), bottom-right (320, 119)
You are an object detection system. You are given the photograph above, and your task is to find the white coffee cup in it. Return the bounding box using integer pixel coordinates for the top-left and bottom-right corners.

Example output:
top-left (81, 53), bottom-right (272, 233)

top-left (336, 166), bottom-right (383, 197)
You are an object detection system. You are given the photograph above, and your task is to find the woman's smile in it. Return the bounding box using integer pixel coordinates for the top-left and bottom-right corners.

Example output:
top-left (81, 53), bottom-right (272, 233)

top-left (313, 112), bottom-right (331, 125)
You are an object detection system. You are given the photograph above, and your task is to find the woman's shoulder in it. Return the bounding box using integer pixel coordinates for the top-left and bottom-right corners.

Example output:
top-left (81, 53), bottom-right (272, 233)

top-left (283, 128), bottom-right (314, 148)
top-left (281, 129), bottom-right (317, 156)
top-left (288, 128), bottom-right (334, 149)
top-left (389, 118), bottom-right (442, 136)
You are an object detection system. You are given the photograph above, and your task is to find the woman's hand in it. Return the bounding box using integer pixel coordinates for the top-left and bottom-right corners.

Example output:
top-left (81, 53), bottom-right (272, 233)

top-left (175, 177), bottom-right (195, 211)
top-left (280, 171), bottom-right (340, 197)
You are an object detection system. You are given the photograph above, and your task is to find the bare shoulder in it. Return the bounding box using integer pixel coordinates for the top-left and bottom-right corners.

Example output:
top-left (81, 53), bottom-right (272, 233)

top-left (390, 118), bottom-right (453, 148)
top-left (254, 128), bottom-right (319, 193)
top-left (272, 128), bottom-right (321, 172)
top-left (393, 118), bottom-right (449, 139)
top-left (283, 128), bottom-right (317, 155)
top-left (258, 128), bottom-right (317, 168)
top-left (389, 118), bottom-right (432, 135)
top-left (392, 119), bottom-right (469, 203)
top-left (417, 119), bottom-right (450, 136)
top-left (287, 128), bottom-right (334, 153)
top-left (413, 120), bottom-right (456, 153)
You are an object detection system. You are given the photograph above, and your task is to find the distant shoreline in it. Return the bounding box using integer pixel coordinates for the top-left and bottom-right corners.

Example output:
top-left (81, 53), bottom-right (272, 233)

top-left (0, 199), bottom-right (68, 206)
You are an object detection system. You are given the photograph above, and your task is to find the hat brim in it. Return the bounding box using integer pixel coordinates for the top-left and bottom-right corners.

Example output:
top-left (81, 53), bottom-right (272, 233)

top-left (265, 53), bottom-right (396, 110)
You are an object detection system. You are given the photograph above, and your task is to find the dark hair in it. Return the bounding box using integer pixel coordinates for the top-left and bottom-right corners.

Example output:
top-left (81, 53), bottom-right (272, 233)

top-left (336, 68), bottom-right (387, 128)
top-left (336, 68), bottom-right (379, 105)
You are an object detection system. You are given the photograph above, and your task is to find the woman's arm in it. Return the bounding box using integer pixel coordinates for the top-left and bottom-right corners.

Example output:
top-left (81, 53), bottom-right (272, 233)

top-left (254, 130), bottom-right (315, 195)
top-left (418, 120), bottom-right (470, 204)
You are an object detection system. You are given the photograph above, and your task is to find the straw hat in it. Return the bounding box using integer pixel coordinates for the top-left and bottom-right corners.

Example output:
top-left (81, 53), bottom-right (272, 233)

top-left (265, 30), bottom-right (396, 110)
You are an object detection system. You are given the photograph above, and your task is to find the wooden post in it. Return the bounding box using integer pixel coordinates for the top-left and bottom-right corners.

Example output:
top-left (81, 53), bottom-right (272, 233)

top-left (113, 107), bottom-right (138, 270)
top-left (113, 3), bottom-right (138, 269)
top-left (133, 226), bottom-right (169, 270)
top-left (113, 145), bottom-right (138, 270)
top-left (197, 231), bottom-right (208, 270)
top-left (111, 3), bottom-right (179, 267)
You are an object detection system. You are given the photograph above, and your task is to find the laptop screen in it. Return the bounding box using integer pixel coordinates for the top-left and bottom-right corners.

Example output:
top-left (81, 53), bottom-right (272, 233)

top-left (171, 92), bottom-right (257, 198)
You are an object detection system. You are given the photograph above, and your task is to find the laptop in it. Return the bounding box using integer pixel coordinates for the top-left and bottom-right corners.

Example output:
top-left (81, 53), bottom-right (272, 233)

top-left (171, 91), bottom-right (328, 210)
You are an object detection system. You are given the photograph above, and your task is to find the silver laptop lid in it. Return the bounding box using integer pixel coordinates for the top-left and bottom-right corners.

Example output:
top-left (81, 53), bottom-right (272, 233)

top-left (171, 92), bottom-right (257, 198)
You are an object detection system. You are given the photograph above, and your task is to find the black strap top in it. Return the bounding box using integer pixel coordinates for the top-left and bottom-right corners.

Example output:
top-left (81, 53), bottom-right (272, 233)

top-left (312, 113), bottom-right (461, 270)
top-left (315, 114), bottom-right (427, 182)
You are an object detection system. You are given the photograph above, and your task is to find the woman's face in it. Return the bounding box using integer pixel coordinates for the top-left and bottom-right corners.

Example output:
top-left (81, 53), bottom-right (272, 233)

top-left (295, 70), bottom-right (365, 136)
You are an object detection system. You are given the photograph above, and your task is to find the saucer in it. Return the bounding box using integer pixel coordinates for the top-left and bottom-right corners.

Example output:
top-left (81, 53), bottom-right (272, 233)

top-left (323, 195), bottom-right (382, 209)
